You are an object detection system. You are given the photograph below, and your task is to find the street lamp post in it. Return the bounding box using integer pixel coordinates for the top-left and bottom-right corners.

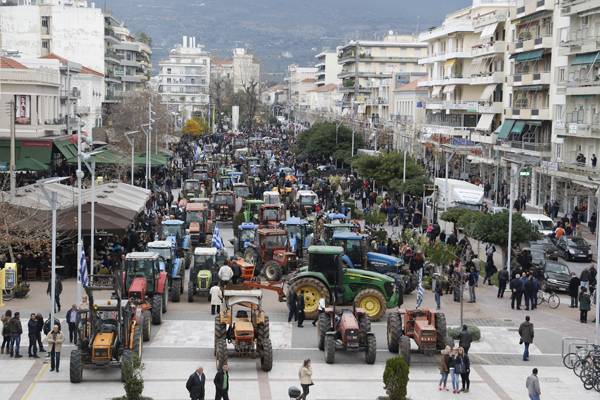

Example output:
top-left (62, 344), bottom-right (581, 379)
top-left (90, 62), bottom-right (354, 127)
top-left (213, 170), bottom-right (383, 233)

top-left (82, 152), bottom-right (104, 280)
top-left (76, 119), bottom-right (84, 303)
top-left (124, 130), bottom-right (139, 186)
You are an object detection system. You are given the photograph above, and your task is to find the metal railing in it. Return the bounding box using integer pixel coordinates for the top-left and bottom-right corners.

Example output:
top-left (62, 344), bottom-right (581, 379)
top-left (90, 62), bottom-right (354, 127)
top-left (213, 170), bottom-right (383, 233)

top-left (503, 141), bottom-right (551, 152)
top-left (565, 111), bottom-right (600, 126)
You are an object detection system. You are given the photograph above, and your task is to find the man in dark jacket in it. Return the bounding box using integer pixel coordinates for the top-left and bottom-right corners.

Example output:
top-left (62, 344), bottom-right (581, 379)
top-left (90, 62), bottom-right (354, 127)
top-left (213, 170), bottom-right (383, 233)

top-left (186, 366), bottom-right (206, 400)
top-left (458, 325), bottom-right (472, 354)
top-left (287, 289), bottom-right (297, 323)
top-left (8, 312), bottom-right (23, 358)
top-left (214, 364), bottom-right (230, 400)
top-left (497, 267), bottom-right (509, 298)
top-left (569, 273), bottom-right (581, 308)
top-left (27, 313), bottom-right (40, 358)
top-left (510, 274), bottom-right (523, 310)
top-left (519, 316), bottom-right (534, 361)
top-left (523, 275), bottom-right (534, 311)
top-left (65, 305), bottom-right (80, 344)
top-left (296, 294), bottom-right (305, 328)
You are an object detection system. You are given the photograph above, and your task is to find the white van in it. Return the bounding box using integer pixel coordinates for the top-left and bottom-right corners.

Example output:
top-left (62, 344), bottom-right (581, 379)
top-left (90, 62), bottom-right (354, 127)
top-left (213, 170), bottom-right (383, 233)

top-left (522, 213), bottom-right (554, 236)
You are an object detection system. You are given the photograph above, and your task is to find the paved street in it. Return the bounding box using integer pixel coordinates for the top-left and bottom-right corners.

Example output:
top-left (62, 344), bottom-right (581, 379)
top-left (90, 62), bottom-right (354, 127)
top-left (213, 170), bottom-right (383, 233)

top-left (2, 222), bottom-right (597, 400)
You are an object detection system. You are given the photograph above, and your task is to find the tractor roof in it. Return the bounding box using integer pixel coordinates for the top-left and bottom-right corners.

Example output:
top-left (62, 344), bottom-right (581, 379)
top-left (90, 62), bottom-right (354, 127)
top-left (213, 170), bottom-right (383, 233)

top-left (125, 252), bottom-right (159, 260)
top-left (297, 190), bottom-right (317, 196)
top-left (185, 178), bottom-right (200, 183)
top-left (240, 222), bottom-right (258, 230)
top-left (244, 199), bottom-right (264, 205)
top-left (223, 289), bottom-right (262, 307)
top-left (189, 197), bottom-right (210, 203)
top-left (186, 203), bottom-right (207, 211)
top-left (162, 219), bottom-right (184, 226)
top-left (261, 204), bottom-right (281, 209)
top-left (327, 212), bottom-right (347, 220)
top-left (233, 182), bottom-right (248, 187)
top-left (258, 228), bottom-right (287, 236)
top-left (281, 217), bottom-right (308, 226)
top-left (324, 222), bottom-right (355, 228)
top-left (332, 232), bottom-right (364, 241)
top-left (214, 190), bottom-right (234, 195)
top-left (308, 245), bottom-right (344, 255)
top-left (147, 240), bottom-right (172, 249)
top-left (194, 247), bottom-right (218, 256)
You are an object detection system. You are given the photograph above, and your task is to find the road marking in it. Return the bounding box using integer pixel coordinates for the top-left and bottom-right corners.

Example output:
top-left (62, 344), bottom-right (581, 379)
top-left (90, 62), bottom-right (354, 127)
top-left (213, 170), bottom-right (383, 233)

top-left (11, 361), bottom-right (47, 400)
top-left (257, 369), bottom-right (272, 400)
top-left (473, 365), bottom-right (512, 400)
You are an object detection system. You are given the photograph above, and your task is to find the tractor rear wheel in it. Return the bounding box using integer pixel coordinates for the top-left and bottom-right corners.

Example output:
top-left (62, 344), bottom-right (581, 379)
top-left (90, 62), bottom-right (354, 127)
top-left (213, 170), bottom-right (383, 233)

top-left (151, 295), bottom-right (162, 325)
top-left (317, 313), bottom-right (331, 351)
top-left (214, 316), bottom-right (227, 356)
top-left (142, 311), bottom-right (151, 342)
top-left (187, 277), bottom-right (195, 303)
top-left (132, 324), bottom-right (143, 358)
top-left (171, 279), bottom-right (181, 303)
top-left (386, 311), bottom-right (402, 353)
top-left (434, 312), bottom-right (447, 351)
top-left (357, 313), bottom-right (371, 345)
top-left (324, 333), bottom-right (336, 364)
top-left (257, 316), bottom-right (270, 340)
top-left (289, 277), bottom-right (330, 319)
top-left (260, 337), bottom-right (273, 372)
top-left (263, 260), bottom-right (283, 282)
top-left (69, 349), bottom-right (83, 383)
top-left (399, 336), bottom-right (411, 365)
top-left (355, 288), bottom-right (386, 321)
top-left (215, 338), bottom-right (228, 369)
top-left (365, 334), bottom-right (377, 365)
top-left (121, 350), bottom-right (132, 383)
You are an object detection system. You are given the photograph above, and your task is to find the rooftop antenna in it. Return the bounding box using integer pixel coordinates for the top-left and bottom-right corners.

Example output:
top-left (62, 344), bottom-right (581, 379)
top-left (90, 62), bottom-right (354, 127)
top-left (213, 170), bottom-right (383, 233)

top-left (415, 16), bottom-right (421, 36)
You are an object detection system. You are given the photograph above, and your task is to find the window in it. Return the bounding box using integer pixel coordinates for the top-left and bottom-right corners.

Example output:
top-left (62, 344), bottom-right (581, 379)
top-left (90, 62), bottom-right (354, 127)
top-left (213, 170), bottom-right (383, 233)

top-left (202, 59), bottom-right (207, 65)
top-left (42, 40), bottom-right (49, 49)
top-left (41, 16), bottom-right (50, 34)
top-left (167, 68), bottom-right (172, 74)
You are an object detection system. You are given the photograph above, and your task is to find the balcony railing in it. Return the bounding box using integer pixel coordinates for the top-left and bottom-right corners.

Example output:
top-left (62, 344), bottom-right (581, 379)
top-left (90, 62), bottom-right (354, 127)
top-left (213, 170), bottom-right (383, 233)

top-left (502, 141), bottom-right (551, 153)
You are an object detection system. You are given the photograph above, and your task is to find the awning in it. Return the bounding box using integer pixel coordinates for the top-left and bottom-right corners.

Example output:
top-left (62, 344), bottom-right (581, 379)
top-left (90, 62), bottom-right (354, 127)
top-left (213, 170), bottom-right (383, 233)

top-left (57, 203), bottom-right (137, 233)
top-left (444, 59), bottom-right (456, 68)
top-left (511, 120), bottom-right (526, 136)
top-left (511, 49), bottom-right (544, 62)
top-left (480, 84), bottom-right (497, 101)
top-left (513, 85), bottom-right (545, 91)
top-left (475, 114), bottom-right (495, 131)
top-left (443, 85), bottom-right (456, 94)
top-left (432, 86), bottom-right (443, 97)
top-left (480, 23), bottom-right (498, 39)
top-left (526, 120), bottom-right (542, 127)
top-left (15, 157), bottom-right (48, 172)
top-left (572, 52), bottom-right (600, 66)
top-left (496, 119), bottom-right (515, 139)
top-left (89, 149), bottom-right (128, 165)
top-left (54, 140), bottom-right (78, 163)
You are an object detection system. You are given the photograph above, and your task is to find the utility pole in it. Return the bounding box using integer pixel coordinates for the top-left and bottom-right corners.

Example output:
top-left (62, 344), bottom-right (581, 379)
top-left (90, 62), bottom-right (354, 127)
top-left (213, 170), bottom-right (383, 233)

top-left (8, 100), bottom-right (16, 200)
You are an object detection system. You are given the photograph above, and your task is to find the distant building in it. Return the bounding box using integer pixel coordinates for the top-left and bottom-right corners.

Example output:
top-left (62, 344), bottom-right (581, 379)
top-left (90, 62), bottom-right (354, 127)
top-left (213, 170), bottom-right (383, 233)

top-left (307, 83), bottom-right (340, 114)
top-left (314, 51), bottom-right (341, 87)
top-left (391, 79), bottom-right (427, 155)
top-left (232, 48), bottom-right (260, 93)
top-left (211, 58), bottom-right (233, 81)
top-left (157, 36), bottom-right (211, 120)
top-left (286, 64), bottom-right (318, 108)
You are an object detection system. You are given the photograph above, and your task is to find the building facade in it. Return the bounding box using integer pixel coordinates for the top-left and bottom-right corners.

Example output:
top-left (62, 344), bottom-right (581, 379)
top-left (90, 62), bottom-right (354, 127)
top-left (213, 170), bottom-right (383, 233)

top-left (157, 36), bottom-right (211, 121)
top-left (232, 48), bottom-right (260, 93)
top-left (315, 51), bottom-right (341, 87)
top-left (286, 65), bottom-right (318, 108)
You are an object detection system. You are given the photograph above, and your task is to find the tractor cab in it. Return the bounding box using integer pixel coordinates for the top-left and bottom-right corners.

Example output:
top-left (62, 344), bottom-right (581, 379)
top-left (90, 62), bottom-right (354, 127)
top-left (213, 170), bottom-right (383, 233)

top-left (182, 179), bottom-right (201, 199)
top-left (263, 190), bottom-right (281, 206)
top-left (188, 247), bottom-right (225, 301)
top-left (322, 223), bottom-right (356, 244)
top-left (244, 228), bottom-right (297, 281)
top-left (296, 190), bottom-right (319, 216)
top-left (242, 199), bottom-right (264, 223)
top-left (280, 217), bottom-right (311, 258)
top-left (124, 252), bottom-right (162, 298)
top-left (232, 222), bottom-right (258, 254)
top-left (233, 183), bottom-right (251, 199)
top-left (160, 219), bottom-right (190, 252)
top-left (259, 204), bottom-right (285, 228)
top-left (146, 241), bottom-right (175, 270)
top-left (185, 202), bottom-right (213, 247)
top-left (211, 191), bottom-right (235, 220)
top-left (306, 246), bottom-right (346, 289)
top-left (331, 232), bottom-right (369, 269)
top-left (146, 240), bottom-right (184, 302)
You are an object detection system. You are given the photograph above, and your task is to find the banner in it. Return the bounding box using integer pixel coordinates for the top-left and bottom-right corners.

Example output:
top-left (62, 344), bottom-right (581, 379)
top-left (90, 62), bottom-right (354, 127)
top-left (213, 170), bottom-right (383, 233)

top-left (15, 95), bottom-right (31, 125)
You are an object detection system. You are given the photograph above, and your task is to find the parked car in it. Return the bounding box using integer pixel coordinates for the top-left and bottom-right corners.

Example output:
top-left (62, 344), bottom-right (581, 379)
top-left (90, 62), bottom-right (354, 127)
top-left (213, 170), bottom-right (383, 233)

top-left (553, 236), bottom-right (592, 262)
top-left (529, 238), bottom-right (560, 260)
top-left (538, 260), bottom-right (571, 292)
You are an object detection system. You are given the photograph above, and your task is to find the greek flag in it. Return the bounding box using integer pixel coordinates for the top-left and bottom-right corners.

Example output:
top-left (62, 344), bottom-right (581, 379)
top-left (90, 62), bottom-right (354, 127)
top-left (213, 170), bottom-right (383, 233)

top-left (416, 268), bottom-right (424, 308)
top-left (212, 225), bottom-right (224, 250)
top-left (193, 143), bottom-right (200, 161)
top-left (80, 249), bottom-right (89, 287)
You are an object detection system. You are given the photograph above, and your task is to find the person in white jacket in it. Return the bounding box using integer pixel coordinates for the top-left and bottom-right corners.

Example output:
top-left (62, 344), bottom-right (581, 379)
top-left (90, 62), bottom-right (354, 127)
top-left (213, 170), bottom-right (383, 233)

top-left (297, 358), bottom-right (313, 400)
top-left (210, 285), bottom-right (223, 315)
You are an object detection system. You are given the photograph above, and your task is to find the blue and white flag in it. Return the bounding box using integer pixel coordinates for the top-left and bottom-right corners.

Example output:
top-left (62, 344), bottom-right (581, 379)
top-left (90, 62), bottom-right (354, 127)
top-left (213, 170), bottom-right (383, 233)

top-left (212, 225), bottom-right (224, 250)
top-left (193, 143), bottom-right (200, 161)
top-left (80, 249), bottom-right (89, 287)
top-left (416, 268), bottom-right (424, 308)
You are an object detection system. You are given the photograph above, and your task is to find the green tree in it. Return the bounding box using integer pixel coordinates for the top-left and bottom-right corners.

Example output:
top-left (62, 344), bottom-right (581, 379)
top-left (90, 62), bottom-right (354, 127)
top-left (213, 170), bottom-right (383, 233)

top-left (383, 356), bottom-right (410, 400)
top-left (472, 211), bottom-right (540, 247)
top-left (295, 122), bottom-right (362, 166)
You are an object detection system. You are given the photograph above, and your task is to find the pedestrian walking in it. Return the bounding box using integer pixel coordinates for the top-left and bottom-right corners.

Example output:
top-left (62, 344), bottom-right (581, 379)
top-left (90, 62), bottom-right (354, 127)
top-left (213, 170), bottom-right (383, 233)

top-left (433, 274), bottom-right (443, 310)
top-left (448, 348), bottom-right (460, 394)
top-left (497, 267), bottom-right (509, 298)
top-left (46, 323), bottom-right (64, 372)
top-left (467, 268), bottom-right (477, 303)
top-left (569, 273), bottom-right (580, 308)
top-left (296, 293), bottom-right (305, 328)
top-left (510, 274), bottom-right (523, 310)
top-left (438, 346), bottom-right (450, 391)
top-left (526, 368), bottom-right (541, 400)
top-left (312, 297), bottom-right (326, 326)
top-left (458, 325), bottom-right (472, 354)
top-left (296, 358), bottom-right (313, 400)
top-left (459, 347), bottom-right (471, 393)
top-left (1, 309), bottom-right (11, 354)
top-left (213, 364), bottom-right (230, 400)
top-left (210, 285), bottom-right (223, 315)
top-left (66, 304), bottom-right (79, 344)
top-left (27, 313), bottom-right (40, 358)
top-left (8, 311), bottom-right (23, 358)
top-left (287, 289), bottom-right (297, 323)
top-left (35, 314), bottom-right (46, 352)
top-left (519, 316), bottom-right (534, 361)
top-left (186, 366), bottom-right (206, 400)
top-left (579, 287), bottom-right (591, 323)
top-left (46, 275), bottom-right (62, 312)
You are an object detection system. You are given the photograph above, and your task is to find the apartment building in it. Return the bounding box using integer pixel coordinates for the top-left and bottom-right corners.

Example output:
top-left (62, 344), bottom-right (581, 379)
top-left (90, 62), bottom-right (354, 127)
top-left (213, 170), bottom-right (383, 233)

top-left (418, 1), bottom-right (512, 181)
top-left (104, 13), bottom-right (152, 103)
top-left (338, 34), bottom-right (427, 125)
top-left (286, 65), bottom-right (317, 108)
top-left (232, 48), bottom-right (260, 93)
top-left (391, 78), bottom-right (428, 156)
top-left (157, 36), bottom-right (210, 121)
top-left (315, 51), bottom-right (341, 87)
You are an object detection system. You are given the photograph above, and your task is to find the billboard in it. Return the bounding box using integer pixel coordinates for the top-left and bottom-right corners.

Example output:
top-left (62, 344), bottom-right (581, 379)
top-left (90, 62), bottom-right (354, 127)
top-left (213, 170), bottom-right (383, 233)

top-left (15, 95), bottom-right (31, 125)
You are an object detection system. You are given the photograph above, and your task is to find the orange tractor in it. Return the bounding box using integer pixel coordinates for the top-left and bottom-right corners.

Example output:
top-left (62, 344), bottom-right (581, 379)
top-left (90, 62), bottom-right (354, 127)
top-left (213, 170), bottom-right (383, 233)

top-left (243, 228), bottom-right (298, 281)
top-left (185, 202), bottom-right (214, 247)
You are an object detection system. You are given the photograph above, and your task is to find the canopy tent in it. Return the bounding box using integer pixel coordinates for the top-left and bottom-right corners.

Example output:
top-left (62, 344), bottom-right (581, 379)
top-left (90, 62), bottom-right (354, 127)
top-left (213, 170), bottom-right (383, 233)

top-left (0, 139), bottom-right (53, 172)
top-left (57, 203), bottom-right (137, 233)
top-left (15, 157), bottom-right (48, 171)
top-left (54, 140), bottom-right (78, 163)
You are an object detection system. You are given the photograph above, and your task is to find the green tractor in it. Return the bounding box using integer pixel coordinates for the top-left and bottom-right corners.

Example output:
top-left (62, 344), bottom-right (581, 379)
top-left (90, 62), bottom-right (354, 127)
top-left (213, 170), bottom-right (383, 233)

top-left (288, 246), bottom-right (398, 321)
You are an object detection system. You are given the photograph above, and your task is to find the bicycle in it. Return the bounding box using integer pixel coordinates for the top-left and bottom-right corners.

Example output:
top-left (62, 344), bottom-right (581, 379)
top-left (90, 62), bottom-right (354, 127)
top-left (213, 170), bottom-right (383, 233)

top-left (537, 290), bottom-right (560, 309)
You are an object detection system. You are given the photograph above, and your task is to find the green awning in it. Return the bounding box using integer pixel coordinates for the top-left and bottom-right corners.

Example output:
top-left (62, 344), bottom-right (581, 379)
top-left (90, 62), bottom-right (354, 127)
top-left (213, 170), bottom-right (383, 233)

top-left (526, 120), bottom-right (542, 127)
top-left (134, 153), bottom-right (167, 167)
top-left (495, 119), bottom-right (515, 139)
top-left (511, 49), bottom-right (544, 62)
top-left (513, 85), bottom-right (545, 91)
top-left (15, 157), bottom-right (48, 171)
top-left (511, 120), bottom-right (526, 136)
top-left (54, 140), bottom-right (78, 162)
top-left (20, 142), bottom-right (52, 165)
top-left (89, 149), bottom-right (128, 165)
top-left (572, 52), bottom-right (600, 66)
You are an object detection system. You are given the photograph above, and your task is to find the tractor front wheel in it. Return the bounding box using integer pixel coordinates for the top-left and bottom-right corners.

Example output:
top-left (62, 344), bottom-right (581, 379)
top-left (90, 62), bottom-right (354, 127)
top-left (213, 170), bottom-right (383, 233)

top-left (214, 316), bottom-right (227, 356)
top-left (187, 278), bottom-right (195, 303)
top-left (358, 313), bottom-right (371, 345)
top-left (162, 287), bottom-right (168, 313)
top-left (257, 316), bottom-right (270, 340)
top-left (399, 336), bottom-right (411, 365)
top-left (317, 313), bottom-right (331, 351)
top-left (260, 338), bottom-right (273, 372)
top-left (69, 349), bottom-right (83, 383)
top-left (263, 260), bottom-right (283, 282)
top-left (365, 334), bottom-right (377, 365)
top-left (289, 277), bottom-right (330, 320)
top-left (171, 279), bottom-right (181, 303)
top-left (324, 333), bottom-right (336, 364)
top-left (151, 295), bottom-right (162, 325)
top-left (132, 324), bottom-right (143, 358)
top-left (215, 338), bottom-right (228, 369)
top-left (354, 288), bottom-right (386, 321)
top-left (142, 311), bottom-right (151, 342)
top-left (386, 311), bottom-right (402, 353)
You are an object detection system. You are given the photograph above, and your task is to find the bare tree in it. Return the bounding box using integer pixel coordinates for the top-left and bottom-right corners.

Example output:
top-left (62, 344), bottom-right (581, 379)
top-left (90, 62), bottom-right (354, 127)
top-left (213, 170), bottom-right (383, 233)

top-left (237, 79), bottom-right (259, 131)
top-left (209, 76), bottom-right (233, 132)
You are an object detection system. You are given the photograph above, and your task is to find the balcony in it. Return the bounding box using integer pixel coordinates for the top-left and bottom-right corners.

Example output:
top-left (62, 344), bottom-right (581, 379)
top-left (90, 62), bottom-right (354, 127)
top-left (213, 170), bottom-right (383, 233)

top-left (75, 106), bottom-right (91, 115)
top-left (338, 85), bottom-right (370, 93)
top-left (561, 0), bottom-right (600, 16)
top-left (417, 76), bottom-right (471, 87)
top-left (365, 97), bottom-right (389, 106)
top-left (0, 69), bottom-right (60, 86)
top-left (565, 74), bottom-right (600, 95)
top-left (471, 132), bottom-right (497, 145)
top-left (496, 140), bottom-right (551, 157)
top-left (558, 161), bottom-right (597, 176)
top-left (509, 34), bottom-right (553, 54)
top-left (422, 124), bottom-right (472, 137)
top-left (514, 0), bottom-right (554, 20)
top-left (556, 112), bottom-right (600, 138)
top-left (473, 10), bottom-right (510, 30)
top-left (508, 71), bottom-right (551, 86)
top-left (121, 75), bottom-right (144, 83)
top-left (506, 107), bottom-right (551, 120)
top-left (418, 21), bottom-right (473, 42)
top-left (425, 100), bottom-right (503, 114)
top-left (470, 71), bottom-right (504, 85)
top-left (471, 41), bottom-right (505, 58)
top-left (559, 28), bottom-right (600, 55)
top-left (418, 50), bottom-right (471, 64)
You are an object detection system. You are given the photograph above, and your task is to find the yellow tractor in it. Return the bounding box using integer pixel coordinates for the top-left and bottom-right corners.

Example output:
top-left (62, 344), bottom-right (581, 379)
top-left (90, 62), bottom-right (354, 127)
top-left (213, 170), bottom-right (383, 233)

top-left (69, 273), bottom-right (143, 383)
top-left (214, 288), bottom-right (272, 371)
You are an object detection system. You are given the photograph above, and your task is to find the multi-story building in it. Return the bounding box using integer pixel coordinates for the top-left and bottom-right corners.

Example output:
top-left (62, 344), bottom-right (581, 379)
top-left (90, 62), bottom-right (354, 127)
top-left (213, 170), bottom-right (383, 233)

top-left (286, 65), bottom-right (317, 108)
top-left (211, 58), bottom-right (233, 81)
top-left (232, 48), bottom-right (260, 93)
top-left (391, 79), bottom-right (428, 156)
top-left (418, 1), bottom-right (512, 181)
top-left (314, 51), bottom-right (341, 87)
top-left (157, 36), bottom-right (210, 120)
top-left (0, 0), bottom-right (105, 74)
top-left (337, 34), bottom-right (427, 124)
top-left (104, 12), bottom-right (152, 103)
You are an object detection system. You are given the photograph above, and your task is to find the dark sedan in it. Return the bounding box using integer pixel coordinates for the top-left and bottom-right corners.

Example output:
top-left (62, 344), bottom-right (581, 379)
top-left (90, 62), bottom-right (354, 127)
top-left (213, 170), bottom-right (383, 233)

top-left (539, 260), bottom-right (571, 292)
top-left (554, 237), bottom-right (592, 262)
top-left (529, 238), bottom-right (560, 260)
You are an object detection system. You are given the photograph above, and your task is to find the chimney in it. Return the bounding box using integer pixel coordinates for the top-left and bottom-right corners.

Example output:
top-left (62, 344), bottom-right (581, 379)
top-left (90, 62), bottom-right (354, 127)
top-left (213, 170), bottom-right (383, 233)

top-left (183, 36), bottom-right (188, 47)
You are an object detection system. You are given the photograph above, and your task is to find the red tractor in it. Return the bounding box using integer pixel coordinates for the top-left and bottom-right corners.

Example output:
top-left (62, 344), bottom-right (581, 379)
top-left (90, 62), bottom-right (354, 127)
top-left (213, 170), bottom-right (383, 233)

top-left (123, 252), bottom-right (169, 341)
top-left (258, 204), bottom-right (285, 228)
top-left (243, 228), bottom-right (298, 281)
top-left (185, 202), bottom-right (214, 247)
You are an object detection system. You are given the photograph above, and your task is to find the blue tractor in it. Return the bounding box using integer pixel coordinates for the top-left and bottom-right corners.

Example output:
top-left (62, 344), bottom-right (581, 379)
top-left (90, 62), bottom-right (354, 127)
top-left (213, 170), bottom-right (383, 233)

top-left (147, 240), bottom-right (184, 302)
top-left (331, 232), bottom-right (417, 294)
top-left (280, 217), bottom-right (313, 259)
top-left (230, 222), bottom-right (258, 255)
top-left (160, 219), bottom-right (192, 270)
